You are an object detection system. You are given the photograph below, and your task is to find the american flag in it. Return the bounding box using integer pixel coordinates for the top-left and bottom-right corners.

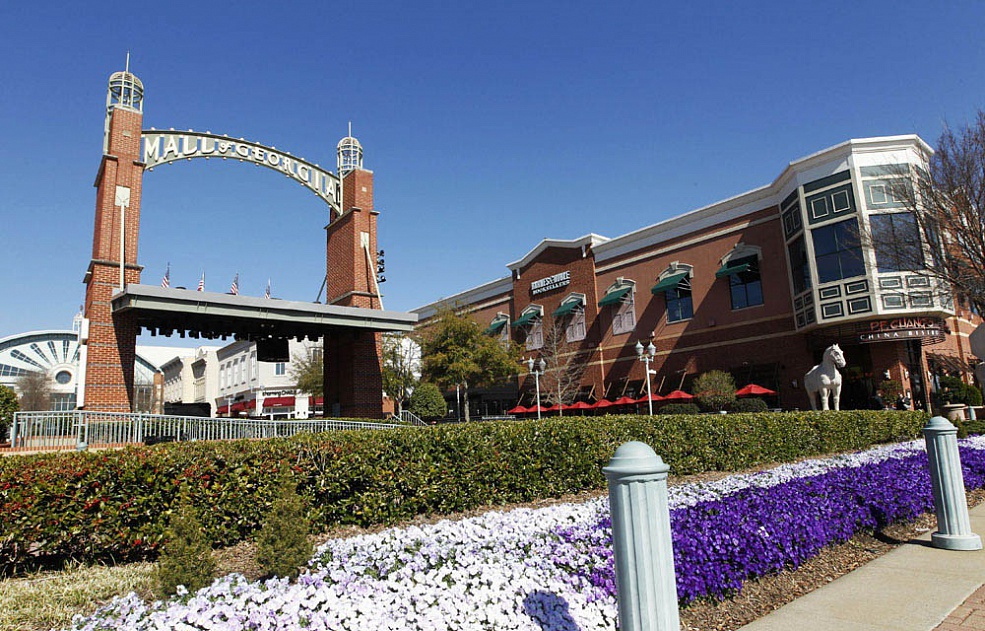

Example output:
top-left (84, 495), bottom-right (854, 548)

top-left (197, 272), bottom-right (205, 292)
top-left (230, 273), bottom-right (239, 295)
top-left (264, 278), bottom-right (271, 299)
top-left (161, 263), bottom-right (170, 288)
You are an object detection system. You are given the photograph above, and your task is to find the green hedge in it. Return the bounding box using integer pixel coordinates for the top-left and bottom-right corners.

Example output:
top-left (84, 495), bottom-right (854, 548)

top-left (0, 410), bottom-right (926, 572)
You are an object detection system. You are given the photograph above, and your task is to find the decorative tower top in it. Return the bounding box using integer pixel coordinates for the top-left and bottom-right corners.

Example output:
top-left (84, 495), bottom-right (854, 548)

top-left (104, 53), bottom-right (143, 154)
top-left (337, 122), bottom-right (363, 177)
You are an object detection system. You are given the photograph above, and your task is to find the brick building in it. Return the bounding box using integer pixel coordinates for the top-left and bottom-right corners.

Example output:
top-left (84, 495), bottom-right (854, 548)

top-left (413, 135), bottom-right (983, 415)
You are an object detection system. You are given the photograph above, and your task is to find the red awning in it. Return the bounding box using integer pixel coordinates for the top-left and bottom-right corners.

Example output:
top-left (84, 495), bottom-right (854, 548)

top-left (216, 405), bottom-right (229, 414)
top-left (245, 399), bottom-right (256, 410)
top-left (231, 401), bottom-right (246, 412)
top-left (542, 403), bottom-right (561, 412)
top-left (310, 396), bottom-right (324, 406)
top-left (735, 384), bottom-right (777, 397)
top-left (263, 396), bottom-right (296, 408)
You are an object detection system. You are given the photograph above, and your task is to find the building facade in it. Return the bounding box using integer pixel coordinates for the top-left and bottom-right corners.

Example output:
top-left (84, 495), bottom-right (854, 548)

top-left (213, 338), bottom-right (321, 419)
top-left (414, 135), bottom-right (983, 414)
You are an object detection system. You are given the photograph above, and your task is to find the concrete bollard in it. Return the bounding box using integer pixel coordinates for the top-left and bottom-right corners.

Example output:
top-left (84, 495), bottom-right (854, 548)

top-left (603, 441), bottom-right (680, 631)
top-left (922, 416), bottom-right (982, 551)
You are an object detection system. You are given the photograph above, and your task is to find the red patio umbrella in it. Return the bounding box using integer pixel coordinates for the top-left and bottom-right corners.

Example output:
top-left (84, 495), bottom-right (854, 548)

top-left (543, 403), bottom-right (562, 412)
top-left (635, 393), bottom-right (665, 404)
top-left (735, 383), bottom-right (777, 397)
top-left (507, 404), bottom-right (529, 414)
top-left (592, 399), bottom-right (615, 409)
top-left (612, 396), bottom-right (638, 406)
top-left (564, 401), bottom-right (594, 411)
top-left (663, 390), bottom-right (694, 401)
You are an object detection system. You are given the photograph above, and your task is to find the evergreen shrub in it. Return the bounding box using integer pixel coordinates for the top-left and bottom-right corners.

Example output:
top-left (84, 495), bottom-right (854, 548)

top-left (658, 403), bottom-right (700, 415)
top-left (730, 397), bottom-right (769, 413)
top-left (255, 472), bottom-right (313, 580)
top-left (154, 495), bottom-right (216, 598)
top-left (0, 410), bottom-right (927, 571)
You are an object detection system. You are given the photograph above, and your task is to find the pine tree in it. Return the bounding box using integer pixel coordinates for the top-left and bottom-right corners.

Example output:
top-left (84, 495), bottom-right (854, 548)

top-left (154, 496), bottom-right (216, 598)
top-left (255, 473), bottom-right (314, 580)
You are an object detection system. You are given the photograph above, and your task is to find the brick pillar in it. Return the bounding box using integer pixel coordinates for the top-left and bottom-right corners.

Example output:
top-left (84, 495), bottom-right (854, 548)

top-left (323, 167), bottom-right (384, 418)
top-left (82, 102), bottom-right (144, 412)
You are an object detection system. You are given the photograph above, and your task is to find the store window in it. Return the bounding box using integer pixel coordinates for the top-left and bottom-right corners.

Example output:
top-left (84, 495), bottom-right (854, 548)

top-left (812, 218), bottom-right (865, 284)
top-left (665, 283), bottom-right (693, 323)
top-left (553, 294), bottom-right (587, 343)
top-left (870, 212), bottom-right (923, 273)
top-left (275, 362), bottom-right (286, 376)
top-left (512, 305), bottom-right (544, 351)
top-left (566, 308), bottom-right (587, 342)
top-left (600, 280), bottom-right (636, 335)
top-left (723, 255), bottom-right (763, 310)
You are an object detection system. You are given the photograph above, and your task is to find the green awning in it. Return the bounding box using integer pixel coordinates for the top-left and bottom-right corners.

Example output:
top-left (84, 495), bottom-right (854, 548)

top-left (553, 298), bottom-right (584, 317)
top-left (483, 318), bottom-right (508, 335)
top-left (715, 262), bottom-right (751, 278)
top-left (650, 271), bottom-right (689, 294)
top-left (512, 310), bottom-right (540, 328)
top-left (598, 285), bottom-right (633, 307)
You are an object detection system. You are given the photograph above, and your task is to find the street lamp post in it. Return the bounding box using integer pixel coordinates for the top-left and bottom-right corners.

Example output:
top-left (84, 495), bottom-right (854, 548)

top-left (527, 357), bottom-right (546, 420)
top-left (635, 340), bottom-right (657, 415)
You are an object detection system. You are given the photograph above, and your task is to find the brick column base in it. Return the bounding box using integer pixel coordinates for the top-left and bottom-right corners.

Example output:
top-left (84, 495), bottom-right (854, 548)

top-left (325, 330), bottom-right (383, 418)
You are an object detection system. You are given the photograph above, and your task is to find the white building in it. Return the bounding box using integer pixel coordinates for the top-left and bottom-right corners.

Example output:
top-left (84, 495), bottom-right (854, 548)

top-left (161, 346), bottom-right (221, 416)
top-left (214, 338), bottom-right (321, 419)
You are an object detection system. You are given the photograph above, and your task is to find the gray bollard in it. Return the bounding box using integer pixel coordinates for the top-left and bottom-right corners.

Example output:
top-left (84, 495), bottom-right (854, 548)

top-left (603, 441), bottom-right (680, 631)
top-left (922, 416), bottom-right (982, 551)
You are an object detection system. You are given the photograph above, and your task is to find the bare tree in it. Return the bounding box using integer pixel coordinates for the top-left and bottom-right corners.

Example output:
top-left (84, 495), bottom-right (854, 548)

top-left (535, 322), bottom-right (588, 412)
top-left (381, 333), bottom-right (420, 415)
top-left (870, 112), bottom-right (985, 312)
top-left (17, 370), bottom-right (50, 411)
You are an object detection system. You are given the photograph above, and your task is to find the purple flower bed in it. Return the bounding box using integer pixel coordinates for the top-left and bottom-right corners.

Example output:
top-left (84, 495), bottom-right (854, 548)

top-left (579, 445), bottom-right (985, 604)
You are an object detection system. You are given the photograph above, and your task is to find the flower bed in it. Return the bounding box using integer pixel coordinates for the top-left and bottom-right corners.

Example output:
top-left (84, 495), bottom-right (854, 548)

top-left (69, 437), bottom-right (985, 631)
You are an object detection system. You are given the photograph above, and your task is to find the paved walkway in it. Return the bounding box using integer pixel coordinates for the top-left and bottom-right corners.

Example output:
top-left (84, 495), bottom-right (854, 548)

top-left (738, 502), bottom-right (985, 631)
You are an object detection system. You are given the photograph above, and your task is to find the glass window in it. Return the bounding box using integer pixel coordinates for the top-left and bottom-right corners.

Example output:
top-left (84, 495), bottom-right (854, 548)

top-left (788, 236), bottom-right (811, 295)
top-left (566, 309), bottom-right (586, 343)
top-left (525, 319), bottom-right (544, 351)
top-left (870, 212), bottom-right (923, 273)
top-left (727, 255), bottom-right (764, 310)
top-left (665, 283), bottom-right (693, 323)
top-left (811, 218), bottom-right (865, 284)
top-left (275, 362), bottom-right (286, 376)
top-left (612, 293), bottom-right (636, 334)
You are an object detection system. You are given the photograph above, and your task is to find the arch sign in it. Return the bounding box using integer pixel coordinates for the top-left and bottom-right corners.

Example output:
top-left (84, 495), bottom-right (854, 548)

top-left (142, 130), bottom-right (341, 213)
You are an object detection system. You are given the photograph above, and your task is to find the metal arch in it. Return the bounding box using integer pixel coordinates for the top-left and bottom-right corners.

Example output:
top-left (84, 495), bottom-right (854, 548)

top-left (142, 130), bottom-right (341, 214)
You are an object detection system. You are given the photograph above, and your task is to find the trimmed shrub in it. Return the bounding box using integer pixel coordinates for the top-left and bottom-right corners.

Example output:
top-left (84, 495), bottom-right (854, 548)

top-left (658, 403), bottom-right (700, 415)
top-left (409, 382), bottom-right (447, 420)
top-left (0, 410), bottom-right (928, 572)
top-left (693, 370), bottom-right (736, 412)
top-left (730, 397), bottom-right (768, 413)
top-left (936, 376), bottom-right (983, 407)
top-left (255, 473), bottom-right (313, 580)
top-left (154, 496), bottom-right (216, 597)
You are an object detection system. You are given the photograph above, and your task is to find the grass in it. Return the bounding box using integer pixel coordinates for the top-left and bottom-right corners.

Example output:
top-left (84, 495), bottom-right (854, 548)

top-left (0, 561), bottom-right (156, 631)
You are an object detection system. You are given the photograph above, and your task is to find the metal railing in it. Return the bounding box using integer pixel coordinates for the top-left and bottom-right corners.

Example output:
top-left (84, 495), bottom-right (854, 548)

top-left (7, 411), bottom-right (403, 453)
top-left (390, 410), bottom-right (427, 426)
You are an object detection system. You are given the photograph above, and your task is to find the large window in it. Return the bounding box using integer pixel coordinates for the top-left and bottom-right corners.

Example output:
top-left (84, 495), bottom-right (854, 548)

top-left (665, 283), bottom-right (693, 323)
top-left (566, 308), bottom-right (586, 342)
top-left (788, 236), bottom-right (811, 294)
top-left (525, 318), bottom-right (544, 351)
top-left (870, 212), bottom-right (923, 272)
top-left (725, 255), bottom-right (763, 310)
top-left (600, 280), bottom-right (636, 335)
top-left (812, 218), bottom-right (865, 284)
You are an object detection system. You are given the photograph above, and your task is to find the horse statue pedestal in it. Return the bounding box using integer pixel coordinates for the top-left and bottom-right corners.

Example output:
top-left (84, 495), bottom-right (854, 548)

top-left (805, 344), bottom-right (846, 411)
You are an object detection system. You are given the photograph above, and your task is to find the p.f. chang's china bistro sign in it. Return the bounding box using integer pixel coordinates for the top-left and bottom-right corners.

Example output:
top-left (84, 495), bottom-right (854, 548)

top-left (142, 130), bottom-right (340, 212)
top-left (531, 271), bottom-right (570, 295)
top-left (859, 317), bottom-right (946, 343)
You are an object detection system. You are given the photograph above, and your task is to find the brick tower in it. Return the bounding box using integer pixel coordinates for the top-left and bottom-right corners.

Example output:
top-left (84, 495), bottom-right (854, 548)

top-left (323, 132), bottom-right (385, 417)
top-left (80, 64), bottom-right (145, 411)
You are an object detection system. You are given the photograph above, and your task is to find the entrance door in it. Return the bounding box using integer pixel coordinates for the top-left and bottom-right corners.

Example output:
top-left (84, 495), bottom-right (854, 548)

top-left (905, 340), bottom-right (927, 411)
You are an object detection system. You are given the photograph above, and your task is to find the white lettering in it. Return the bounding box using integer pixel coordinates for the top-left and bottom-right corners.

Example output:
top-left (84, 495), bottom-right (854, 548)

top-left (180, 135), bottom-right (198, 156)
top-left (143, 135), bottom-right (162, 163)
top-left (234, 143), bottom-right (250, 159)
top-left (253, 147), bottom-right (265, 162)
top-left (297, 164), bottom-right (310, 183)
top-left (163, 135), bottom-right (180, 159)
top-left (200, 137), bottom-right (216, 155)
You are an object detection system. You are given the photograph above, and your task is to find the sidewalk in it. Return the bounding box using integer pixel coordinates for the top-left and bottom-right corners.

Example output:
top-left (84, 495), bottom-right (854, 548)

top-left (738, 502), bottom-right (985, 631)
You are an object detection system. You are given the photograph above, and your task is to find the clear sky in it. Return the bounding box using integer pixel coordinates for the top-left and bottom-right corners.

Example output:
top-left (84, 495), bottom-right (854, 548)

top-left (1, 1), bottom-right (984, 341)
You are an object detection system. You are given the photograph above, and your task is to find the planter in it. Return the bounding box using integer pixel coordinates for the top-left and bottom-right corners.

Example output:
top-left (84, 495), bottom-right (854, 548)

top-left (943, 403), bottom-right (966, 422)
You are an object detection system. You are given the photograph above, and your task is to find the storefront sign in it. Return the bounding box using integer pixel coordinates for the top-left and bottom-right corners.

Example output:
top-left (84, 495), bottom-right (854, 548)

top-left (859, 317), bottom-right (946, 343)
top-left (531, 271), bottom-right (570, 295)
top-left (143, 131), bottom-right (340, 211)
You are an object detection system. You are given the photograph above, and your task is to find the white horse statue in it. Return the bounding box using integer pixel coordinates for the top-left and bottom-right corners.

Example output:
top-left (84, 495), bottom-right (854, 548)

top-left (805, 344), bottom-right (846, 411)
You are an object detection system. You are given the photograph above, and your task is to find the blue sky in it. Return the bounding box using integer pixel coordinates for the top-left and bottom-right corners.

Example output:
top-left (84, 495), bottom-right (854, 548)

top-left (1, 1), bottom-right (984, 341)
